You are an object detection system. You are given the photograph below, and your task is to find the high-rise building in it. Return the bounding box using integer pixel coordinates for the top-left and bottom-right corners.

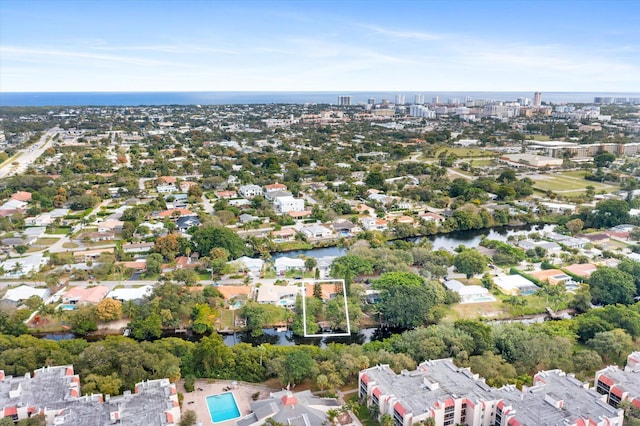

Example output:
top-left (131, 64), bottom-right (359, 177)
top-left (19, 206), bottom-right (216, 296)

top-left (338, 95), bottom-right (352, 106)
top-left (414, 94), bottom-right (424, 105)
top-left (395, 94), bottom-right (405, 105)
top-left (367, 98), bottom-right (376, 105)
top-left (533, 91), bottom-right (542, 106)
top-left (432, 96), bottom-right (440, 104)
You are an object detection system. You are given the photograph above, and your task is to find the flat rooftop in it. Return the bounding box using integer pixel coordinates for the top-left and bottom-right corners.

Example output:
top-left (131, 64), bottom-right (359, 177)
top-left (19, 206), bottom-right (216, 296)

top-left (498, 370), bottom-right (621, 425)
top-left (362, 359), bottom-right (497, 416)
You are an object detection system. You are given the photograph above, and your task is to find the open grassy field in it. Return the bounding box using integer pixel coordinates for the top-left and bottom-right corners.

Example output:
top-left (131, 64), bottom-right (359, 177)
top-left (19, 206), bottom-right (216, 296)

top-left (529, 135), bottom-right (551, 141)
top-left (434, 147), bottom-right (499, 158)
top-left (530, 171), bottom-right (620, 195)
top-left (469, 158), bottom-right (495, 167)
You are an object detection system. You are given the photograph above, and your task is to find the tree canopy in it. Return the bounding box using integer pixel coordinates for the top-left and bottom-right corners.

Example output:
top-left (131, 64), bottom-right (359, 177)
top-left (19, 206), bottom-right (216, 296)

top-left (373, 272), bottom-right (445, 329)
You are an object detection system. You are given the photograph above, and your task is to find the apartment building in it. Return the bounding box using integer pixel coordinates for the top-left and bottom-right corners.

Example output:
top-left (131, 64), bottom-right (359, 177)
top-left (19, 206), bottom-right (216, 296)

top-left (359, 358), bottom-right (623, 426)
top-left (0, 365), bottom-right (180, 425)
top-left (594, 352), bottom-right (640, 410)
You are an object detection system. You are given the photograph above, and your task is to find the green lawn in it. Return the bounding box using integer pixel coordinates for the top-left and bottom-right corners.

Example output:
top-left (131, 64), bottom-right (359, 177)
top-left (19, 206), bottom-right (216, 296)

top-left (434, 147), bottom-right (498, 158)
top-left (218, 309), bottom-right (236, 330)
top-left (529, 135), bottom-right (551, 141)
top-left (469, 159), bottom-right (495, 167)
top-left (531, 171), bottom-right (620, 194)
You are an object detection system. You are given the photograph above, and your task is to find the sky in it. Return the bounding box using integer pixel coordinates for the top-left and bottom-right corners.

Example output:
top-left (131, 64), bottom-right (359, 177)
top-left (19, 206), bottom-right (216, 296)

top-left (1, 0), bottom-right (640, 93)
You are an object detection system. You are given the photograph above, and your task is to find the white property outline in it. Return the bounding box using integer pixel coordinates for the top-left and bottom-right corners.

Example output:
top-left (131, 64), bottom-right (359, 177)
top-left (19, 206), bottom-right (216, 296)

top-left (299, 279), bottom-right (351, 337)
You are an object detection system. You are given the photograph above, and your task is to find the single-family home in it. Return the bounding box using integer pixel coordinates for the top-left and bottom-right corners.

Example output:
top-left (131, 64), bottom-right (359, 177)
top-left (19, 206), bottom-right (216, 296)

top-left (273, 196), bottom-right (305, 214)
top-left (265, 189), bottom-right (291, 201)
top-left (274, 257), bottom-right (305, 275)
top-left (22, 227), bottom-right (47, 240)
top-left (233, 256), bottom-right (264, 276)
top-left (2, 285), bottom-right (49, 304)
top-left (444, 279), bottom-right (495, 303)
top-left (1, 237), bottom-right (27, 247)
top-left (255, 283), bottom-right (300, 307)
top-left (122, 242), bottom-right (154, 254)
top-left (62, 286), bottom-right (110, 305)
top-left (176, 215), bottom-right (200, 233)
top-left (271, 228), bottom-right (296, 242)
top-left (107, 285), bottom-right (153, 302)
top-left (564, 263), bottom-right (598, 279)
top-left (0, 253), bottom-right (48, 278)
top-left (215, 190), bottom-right (237, 199)
top-left (494, 274), bottom-right (539, 295)
top-left (238, 185), bottom-right (263, 199)
top-left (264, 183), bottom-right (288, 193)
top-left (331, 220), bottom-right (357, 235)
top-left (157, 208), bottom-right (194, 218)
top-left (0, 199), bottom-right (27, 211)
top-left (300, 225), bottom-right (333, 239)
top-left (239, 213), bottom-right (259, 224)
top-left (360, 217), bottom-right (388, 231)
top-left (97, 220), bottom-right (124, 233)
top-left (10, 191), bottom-right (32, 202)
top-left (418, 212), bottom-right (444, 223)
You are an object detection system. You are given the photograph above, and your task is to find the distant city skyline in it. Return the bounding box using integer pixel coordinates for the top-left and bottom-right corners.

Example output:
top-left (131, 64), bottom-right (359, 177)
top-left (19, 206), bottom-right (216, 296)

top-left (1, 0), bottom-right (639, 93)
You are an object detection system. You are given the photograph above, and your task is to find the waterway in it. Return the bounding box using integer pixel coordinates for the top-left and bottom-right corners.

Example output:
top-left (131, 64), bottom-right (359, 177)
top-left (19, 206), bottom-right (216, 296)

top-left (272, 223), bottom-right (556, 259)
top-left (39, 224), bottom-right (557, 347)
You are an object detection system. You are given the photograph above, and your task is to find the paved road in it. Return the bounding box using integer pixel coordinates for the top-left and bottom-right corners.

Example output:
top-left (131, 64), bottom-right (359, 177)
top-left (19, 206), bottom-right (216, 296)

top-left (0, 127), bottom-right (59, 179)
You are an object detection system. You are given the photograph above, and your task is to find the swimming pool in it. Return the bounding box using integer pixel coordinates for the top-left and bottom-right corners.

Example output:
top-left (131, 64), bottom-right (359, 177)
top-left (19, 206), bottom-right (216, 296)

top-left (58, 304), bottom-right (77, 311)
top-left (206, 392), bottom-right (241, 423)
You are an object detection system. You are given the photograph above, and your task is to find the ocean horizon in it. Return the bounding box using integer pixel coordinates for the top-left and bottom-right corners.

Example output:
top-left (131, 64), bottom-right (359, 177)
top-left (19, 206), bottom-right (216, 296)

top-left (1, 91), bottom-right (639, 107)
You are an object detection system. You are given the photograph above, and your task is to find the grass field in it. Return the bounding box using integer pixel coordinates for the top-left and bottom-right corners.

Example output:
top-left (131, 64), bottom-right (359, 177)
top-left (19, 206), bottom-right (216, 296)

top-left (218, 309), bottom-right (236, 330)
top-left (531, 171), bottom-right (620, 195)
top-left (529, 135), bottom-right (551, 141)
top-left (434, 147), bottom-right (498, 158)
top-left (469, 159), bottom-right (495, 167)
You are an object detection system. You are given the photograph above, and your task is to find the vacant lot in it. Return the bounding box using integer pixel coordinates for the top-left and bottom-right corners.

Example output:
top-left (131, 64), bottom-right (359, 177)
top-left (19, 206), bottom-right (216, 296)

top-left (530, 171), bottom-right (620, 195)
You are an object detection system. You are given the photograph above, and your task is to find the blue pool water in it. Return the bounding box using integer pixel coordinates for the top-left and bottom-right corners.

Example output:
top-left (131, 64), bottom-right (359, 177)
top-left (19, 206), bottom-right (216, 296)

top-left (59, 304), bottom-right (77, 311)
top-left (206, 392), bottom-right (241, 423)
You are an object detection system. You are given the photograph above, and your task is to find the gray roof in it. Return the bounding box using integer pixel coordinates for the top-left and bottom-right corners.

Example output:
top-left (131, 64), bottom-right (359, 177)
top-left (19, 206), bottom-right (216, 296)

top-left (496, 370), bottom-right (622, 425)
top-left (361, 359), bottom-right (622, 425)
top-left (0, 366), bottom-right (178, 426)
top-left (237, 390), bottom-right (338, 426)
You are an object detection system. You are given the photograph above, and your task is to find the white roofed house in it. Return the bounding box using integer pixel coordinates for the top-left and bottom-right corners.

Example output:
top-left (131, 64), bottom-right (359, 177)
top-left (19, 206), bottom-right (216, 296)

top-left (494, 274), bottom-right (539, 296)
top-left (2, 285), bottom-right (49, 305)
top-left (107, 285), bottom-right (153, 302)
top-left (300, 224), bottom-right (333, 240)
top-left (0, 253), bottom-right (48, 278)
top-left (233, 256), bottom-right (264, 277)
top-left (238, 184), bottom-right (263, 199)
top-left (316, 256), bottom-right (337, 279)
top-left (444, 279), bottom-right (494, 303)
top-left (274, 257), bottom-right (305, 276)
top-left (273, 195), bottom-right (305, 214)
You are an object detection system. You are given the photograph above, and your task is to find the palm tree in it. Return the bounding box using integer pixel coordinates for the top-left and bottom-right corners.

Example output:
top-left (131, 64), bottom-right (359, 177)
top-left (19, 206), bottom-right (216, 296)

top-left (325, 409), bottom-right (339, 426)
top-left (11, 262), bottom-right (23, 276)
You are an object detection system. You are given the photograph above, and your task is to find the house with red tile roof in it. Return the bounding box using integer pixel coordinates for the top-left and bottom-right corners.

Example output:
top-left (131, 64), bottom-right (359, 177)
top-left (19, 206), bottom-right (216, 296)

top-left (10, 191), bottom-right (32, 202)
top-left (62, 286), bottom-right (110, 305)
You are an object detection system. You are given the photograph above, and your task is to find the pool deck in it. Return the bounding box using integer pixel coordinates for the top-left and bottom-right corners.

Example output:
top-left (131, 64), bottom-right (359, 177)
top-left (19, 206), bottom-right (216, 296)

top-left (179, 379), bottom-right (275, 426)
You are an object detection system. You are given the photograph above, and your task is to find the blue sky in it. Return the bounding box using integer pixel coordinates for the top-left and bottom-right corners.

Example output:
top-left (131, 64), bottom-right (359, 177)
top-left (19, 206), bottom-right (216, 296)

top-left (1, 0), bottom-right (639, 92)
